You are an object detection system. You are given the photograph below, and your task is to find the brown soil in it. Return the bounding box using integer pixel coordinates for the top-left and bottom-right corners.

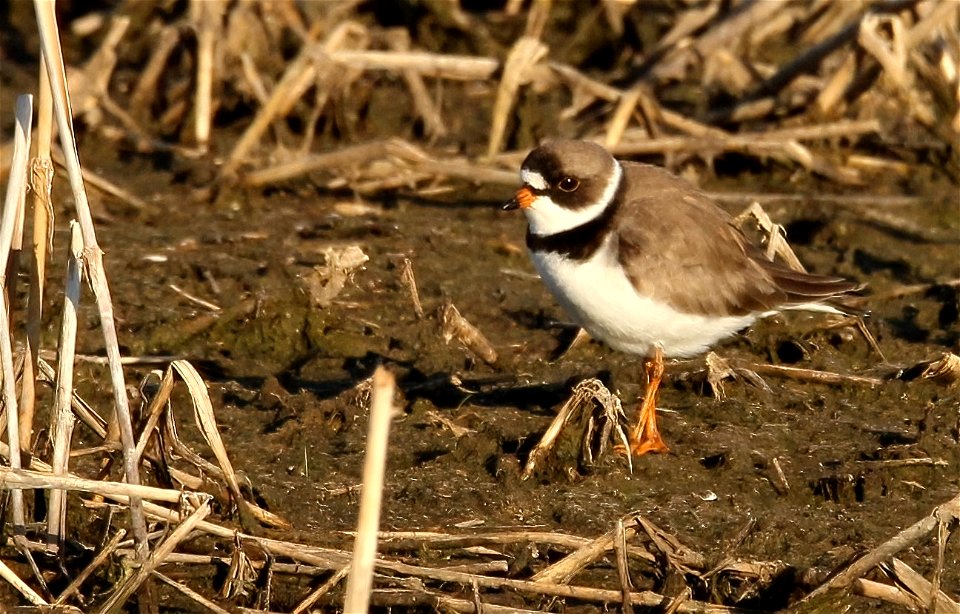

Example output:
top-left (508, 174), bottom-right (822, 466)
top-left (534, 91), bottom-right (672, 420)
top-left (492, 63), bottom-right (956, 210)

top-left (1, 2), bottom-right (958, 612)
top-left (47, 126), bottom-right (958, 612)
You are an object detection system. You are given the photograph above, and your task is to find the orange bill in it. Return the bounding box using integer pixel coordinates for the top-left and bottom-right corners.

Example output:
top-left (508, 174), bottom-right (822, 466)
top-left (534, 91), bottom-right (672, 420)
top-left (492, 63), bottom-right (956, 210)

top-left (502, 186), bottom-right (537, 211)
top-left (514, 186), bottom-right (536, 208)
top-left (514, 186), bottom-right (536, 209)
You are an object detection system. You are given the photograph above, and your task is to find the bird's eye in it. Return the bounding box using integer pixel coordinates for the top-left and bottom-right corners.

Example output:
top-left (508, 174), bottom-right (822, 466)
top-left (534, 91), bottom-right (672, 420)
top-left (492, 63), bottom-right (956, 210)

top-left (557, 177), bottom-right (579, 192)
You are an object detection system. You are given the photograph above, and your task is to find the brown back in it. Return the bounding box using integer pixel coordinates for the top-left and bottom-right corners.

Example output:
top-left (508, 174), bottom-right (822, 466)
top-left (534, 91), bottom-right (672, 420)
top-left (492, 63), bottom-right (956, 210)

top-left (614, 162), bottom-right (857, 317)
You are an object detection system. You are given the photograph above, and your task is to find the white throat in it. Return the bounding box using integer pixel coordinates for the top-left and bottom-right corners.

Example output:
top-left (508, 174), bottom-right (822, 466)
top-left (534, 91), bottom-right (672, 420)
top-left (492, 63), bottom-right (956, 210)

top-left (523, 162), bottom-right (622, 236)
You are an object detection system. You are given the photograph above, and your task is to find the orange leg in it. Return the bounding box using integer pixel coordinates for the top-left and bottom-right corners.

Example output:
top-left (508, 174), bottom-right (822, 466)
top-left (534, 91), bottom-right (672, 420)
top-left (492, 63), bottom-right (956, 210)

top-left (625, 346), bottom-right (669, 456)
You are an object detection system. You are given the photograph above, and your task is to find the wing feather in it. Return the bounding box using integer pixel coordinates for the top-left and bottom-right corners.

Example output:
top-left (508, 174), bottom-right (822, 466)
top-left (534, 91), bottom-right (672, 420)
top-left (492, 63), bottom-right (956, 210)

top-left (615, 163), bottom-right (858, 317)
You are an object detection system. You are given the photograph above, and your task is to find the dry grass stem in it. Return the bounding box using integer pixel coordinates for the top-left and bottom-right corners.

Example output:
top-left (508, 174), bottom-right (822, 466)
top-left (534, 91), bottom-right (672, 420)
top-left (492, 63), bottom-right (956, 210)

top-left (95, 495), bottom-right (213, 614)
top-left (0, 93), bottom-right (33, 533)
top-left (386, 29), bottom-right (447, 140)
top-left (532, 512), bottom-right (640, 585)
top-left (152, 571), bottom-right (232, 614)
top-left (371, 529), bottom-right (607, 552)
top-left (0, 556), bottom-right (47, 606)
top-left (743, 363), bottom-right (884, 387)
top-left (66, 15), bottom-right (129, 121)
top-left (614, 518), bottom-right (634, 614)
top-left (398, 257), bottom-right (425, 319)
top-left (170, 360), bottom-right (262, 530)
top-left (771, 457), bottom-right (791, 494)
top-left (423, 409), bottom-right (475, 438)
top-left (0, 467), bottom-right (189, 503)
top-left (139, 360), bottom-right (284, 530)
top-left (51, 148), bottom-right (148, 209)
top-left (223, 21), bottom-right (367, 177)
top-left (604, 86), bottom-right (643, 148)
top-left (168, 283), bottom-right (222, 312)
top-left (129, 26), bottom-right (180, 116)
top-left (329, 49), bottom-right (500, 80)
top-left (243, 138), bottom-right (519, 191)
top-left (705, 352), bottom-right (773, 401)
top-left (708, 191), bottom-right (924, 208)
top-left (658, 0), bottom-right (783, 84)
top-left (735, 202), bottom-right (806, 272)
top-left (798, 490), bottom-right (960, 605)
top-left (879, 557), bottom-right (960, 612)
top-left (858, 457), bottom-right (948, 469)
top-left (366, 589), bottom-right (542, 613)
top-left (33, 0), bottom-right (149, 560)
top-left (523, 378), bottom-right (631, 478)
top-left (344, 366), bottom-right (396, 613)
top-left (21, 55), bottom-right (55, 465)
top-left (46, 222), bottom-right (83, 549)
top-left (191, 0), bottom-right (225, 149)
top-left (53, 529), bottom-right (126, 606)
top-left (440, 301), bottom-right (498, 365)
top-left (488, 36), bottom-right (549, 157)
top-left (851, 577), bottom-right (930, 610)
top-left (35, 357), bottom-right (108, 439)
top-left (636, 516), bottom-right (707, 574)
top-left (241, 139), bottom-right (390, 187)
top-left (917, 352), bottom-right (960, 385)
top-left (293, 566), bottom-right (349, 614)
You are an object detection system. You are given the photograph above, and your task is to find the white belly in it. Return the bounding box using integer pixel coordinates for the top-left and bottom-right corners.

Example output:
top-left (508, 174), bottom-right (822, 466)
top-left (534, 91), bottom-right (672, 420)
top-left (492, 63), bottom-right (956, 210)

top-left (529, 244), bottom-right (758, 358)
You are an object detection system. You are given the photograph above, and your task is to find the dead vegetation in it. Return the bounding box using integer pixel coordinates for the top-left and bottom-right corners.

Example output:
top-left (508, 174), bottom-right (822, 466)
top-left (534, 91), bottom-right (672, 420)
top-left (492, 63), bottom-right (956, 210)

top-left (0, 0), bottom-right (958, 612)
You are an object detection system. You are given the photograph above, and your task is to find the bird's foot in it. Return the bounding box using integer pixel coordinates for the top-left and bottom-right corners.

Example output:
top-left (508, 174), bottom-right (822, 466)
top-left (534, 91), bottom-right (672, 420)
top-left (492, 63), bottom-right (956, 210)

top-left (615, 433), bottom-right (670, 457)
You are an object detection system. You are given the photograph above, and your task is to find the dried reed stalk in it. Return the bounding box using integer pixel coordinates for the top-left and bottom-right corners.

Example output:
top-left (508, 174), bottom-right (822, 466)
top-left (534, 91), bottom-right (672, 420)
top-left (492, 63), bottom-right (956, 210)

top-left (223, 21), bottom-right (365, 177)
top-left (243, 138), bottom-right (519, 190)
top-left (880, 557), bottom-right (960, 612)
top-left (398, 257), bottom-right (425, 319)
top-left (0, 557), bottom-right (46, 606)
top-left (122, 360), bottom-right (288, 531)
top-left (487, 36), bottom-right (548, 157)
top-left (21, 54), bottom-right (55, 464)
top-left (130, 25), bottom-right (180, 116)
top-left (54, 529), bottom-right (126, 606)
top-left (49, 147), bottom-right (148, 209)
top-left (522, 378), bottom-right (630, 478)
top-left (8, 187), bottom-right (27, 456)
top-left (386, 29), bottom-right (447, 140)
top-left (0, 467), bottom-right (188, 503)
top-left (46, 222), bottom-right (82, 549)
top-left (170, 359), bottom-right (261, 531)
top-left (798, 490), bottom-right (960, 606)
top-left (95, 495), bottom-right (213, 613)
top-left (604, 85), bottom-right (644, 148)
top-left (655, 0), bottom-right (784, 83)
top-left (33, 0), bottom-right (149, 563)
top-left (48, 462), bottom-right (928, 614)
top-left (532, 512), bottom-right (641, 585)
top-left (35, 357), bottom-right (107, 439)
top-left (440, 302), bottom-right (498, 365)
top-left (152, 571), bottom-right (232, 614)
top-left (191, 0), bottom-right (226, 149)
top-left (68, 15), bottom-right (130, 120)
top-left (293, 566), bottom-right (349, 614)
top-left (329, 49), bottom-right (499, 79)
top-left (743, 363), bottom-right (884, 387)
top-left (344, 366), bottom-right (396, 612)
top-left (611, 119), bottom-right (880, 157)
top-left (614, 518), bottom-right (634, 614)
top-left (0, 93), bottom-right (33, 531)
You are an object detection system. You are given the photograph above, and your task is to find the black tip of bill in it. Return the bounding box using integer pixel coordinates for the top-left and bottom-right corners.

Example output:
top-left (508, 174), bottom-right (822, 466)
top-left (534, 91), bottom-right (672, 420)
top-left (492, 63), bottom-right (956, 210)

top-left (502, 197), bottom-right (520, 211)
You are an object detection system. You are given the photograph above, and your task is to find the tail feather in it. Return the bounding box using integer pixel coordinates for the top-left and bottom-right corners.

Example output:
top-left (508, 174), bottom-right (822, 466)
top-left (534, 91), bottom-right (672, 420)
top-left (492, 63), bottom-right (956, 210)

top-left (759, 258), bottom-right (864, 314)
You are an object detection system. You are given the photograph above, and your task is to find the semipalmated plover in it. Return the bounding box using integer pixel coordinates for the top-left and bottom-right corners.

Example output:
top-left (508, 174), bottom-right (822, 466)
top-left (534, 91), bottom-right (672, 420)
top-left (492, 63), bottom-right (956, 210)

top-left (504, 140), bottom-right (859, 456)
